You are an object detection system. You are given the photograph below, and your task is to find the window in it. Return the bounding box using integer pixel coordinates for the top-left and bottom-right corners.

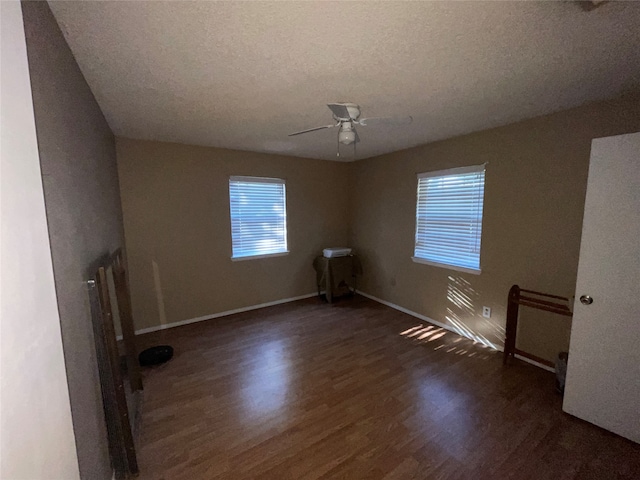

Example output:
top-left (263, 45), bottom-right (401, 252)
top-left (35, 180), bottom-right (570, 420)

top-left (413, 165), bottom-right (486, 274)
top-left (229, 176), bottom-right (288, 260)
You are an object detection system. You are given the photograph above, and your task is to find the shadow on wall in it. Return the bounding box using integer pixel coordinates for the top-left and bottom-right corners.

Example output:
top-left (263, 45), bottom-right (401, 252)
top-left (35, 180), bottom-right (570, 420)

top-left (444, 275), bottom-right (505, 350)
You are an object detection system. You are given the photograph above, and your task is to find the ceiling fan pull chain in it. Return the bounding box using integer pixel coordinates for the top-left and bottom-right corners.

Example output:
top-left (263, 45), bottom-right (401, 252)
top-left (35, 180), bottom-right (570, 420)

top-left (336, 131), bottom-right (341, 157)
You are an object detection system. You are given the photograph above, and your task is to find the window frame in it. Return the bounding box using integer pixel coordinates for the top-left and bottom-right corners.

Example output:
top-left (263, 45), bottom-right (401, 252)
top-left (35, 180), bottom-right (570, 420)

top-left (411, 164), bottom-right (486, 275)
top-left (228, 175), bottom-right (289, 261)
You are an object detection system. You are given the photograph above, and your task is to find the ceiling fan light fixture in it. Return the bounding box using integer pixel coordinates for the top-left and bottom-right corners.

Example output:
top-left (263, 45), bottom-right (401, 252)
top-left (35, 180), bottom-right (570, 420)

top-left (338, 129), bottom-right (356, 145)
top-left (288, 103), bottom-right (411, 152)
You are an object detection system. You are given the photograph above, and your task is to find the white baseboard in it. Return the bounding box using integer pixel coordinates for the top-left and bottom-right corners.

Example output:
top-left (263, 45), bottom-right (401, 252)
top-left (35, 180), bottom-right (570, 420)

top-left (358, 291), bottom-right (555, 373)
top-left (120, 289), bottom-right (555, 373)
top-left (130, 292), bottom-right (319, 336)
top-left (358, 291), bottom-right (460, 338)
top-left (512, 353), bottom-right (555, 373)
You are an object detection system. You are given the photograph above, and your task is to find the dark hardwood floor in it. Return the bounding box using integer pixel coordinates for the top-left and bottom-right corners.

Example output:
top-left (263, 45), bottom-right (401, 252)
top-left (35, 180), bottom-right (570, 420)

top-left (134, 296), bottom-right (640, 479)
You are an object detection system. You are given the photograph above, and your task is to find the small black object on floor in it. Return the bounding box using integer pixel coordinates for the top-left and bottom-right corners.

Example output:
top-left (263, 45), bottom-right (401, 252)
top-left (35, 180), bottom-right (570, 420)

top-left (139, 345), bottom-right (174, 367)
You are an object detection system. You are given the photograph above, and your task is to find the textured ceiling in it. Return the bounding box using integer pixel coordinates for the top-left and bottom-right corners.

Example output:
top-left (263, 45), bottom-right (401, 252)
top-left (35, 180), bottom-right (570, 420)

top-left (49, 1), bottom-right (640, 162)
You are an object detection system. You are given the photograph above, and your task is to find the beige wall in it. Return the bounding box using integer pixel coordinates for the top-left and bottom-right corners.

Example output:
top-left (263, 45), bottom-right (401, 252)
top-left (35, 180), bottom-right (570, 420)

top-left (350, 93), bottom-right (640, 363)
top-left (118, 93), bottom-right (640, 363)
top-left (1, 2), bottom-right (79, 478)
top-left (22, 2), bottom-right (125, 478)
top-left (117, 139), bottom-right (351, 332)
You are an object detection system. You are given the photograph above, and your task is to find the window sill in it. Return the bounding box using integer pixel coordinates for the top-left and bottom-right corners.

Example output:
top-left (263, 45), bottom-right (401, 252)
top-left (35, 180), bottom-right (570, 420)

top-left (411, 256), bottom-right (481, 275)
top-left (231, 251), bottom-right (289, 262)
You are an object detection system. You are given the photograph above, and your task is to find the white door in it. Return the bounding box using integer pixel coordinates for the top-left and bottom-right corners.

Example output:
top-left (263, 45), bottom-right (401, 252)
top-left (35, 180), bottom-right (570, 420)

top-left (563, 132), bottom-right (640, 443)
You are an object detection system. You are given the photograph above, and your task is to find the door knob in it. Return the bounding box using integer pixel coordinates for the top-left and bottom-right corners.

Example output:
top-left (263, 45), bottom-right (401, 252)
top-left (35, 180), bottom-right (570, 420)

top-left (580, 295), bottom-right (593, 305)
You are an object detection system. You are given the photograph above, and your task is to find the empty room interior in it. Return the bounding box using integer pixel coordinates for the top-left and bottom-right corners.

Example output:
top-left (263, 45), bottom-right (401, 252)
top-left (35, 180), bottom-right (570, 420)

top-left (3, 1), bottom-right (640, 479)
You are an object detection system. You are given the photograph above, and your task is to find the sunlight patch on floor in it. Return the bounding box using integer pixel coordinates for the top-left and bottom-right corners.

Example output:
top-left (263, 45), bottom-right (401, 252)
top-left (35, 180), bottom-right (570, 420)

top-left (399, 324), bottom-right (493, 360)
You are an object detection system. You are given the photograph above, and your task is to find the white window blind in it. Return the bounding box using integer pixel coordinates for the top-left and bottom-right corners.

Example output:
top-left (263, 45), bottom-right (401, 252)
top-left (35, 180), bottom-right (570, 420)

top-left (413, 165), bottom-right (486, 273)
top-left (229, 176), bottom-right (288, 260)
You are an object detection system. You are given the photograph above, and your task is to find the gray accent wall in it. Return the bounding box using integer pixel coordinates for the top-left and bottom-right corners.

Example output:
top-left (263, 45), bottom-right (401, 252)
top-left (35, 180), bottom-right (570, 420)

top-left (22, 2), bottom-right (125, 478)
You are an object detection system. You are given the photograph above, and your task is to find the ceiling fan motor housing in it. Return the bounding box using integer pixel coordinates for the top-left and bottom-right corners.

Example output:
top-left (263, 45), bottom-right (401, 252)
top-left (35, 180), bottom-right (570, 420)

top-left (331, 103), bottom-right (361, 121)
top-left (345, 103), bottom-right (361, 120)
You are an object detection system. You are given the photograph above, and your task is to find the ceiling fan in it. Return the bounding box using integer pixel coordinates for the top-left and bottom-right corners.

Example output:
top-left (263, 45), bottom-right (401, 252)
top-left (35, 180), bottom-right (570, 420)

top-left (288, 103), bottom-right (412, 157)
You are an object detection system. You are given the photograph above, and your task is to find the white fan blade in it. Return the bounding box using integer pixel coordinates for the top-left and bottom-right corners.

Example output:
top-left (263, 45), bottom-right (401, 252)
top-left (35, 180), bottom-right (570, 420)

top-left (359, 115), bottom-right (413, 127)
top-left (327, 103), bottom-right (351, 119)
top-left (288, 124), bottom-right (335, 136)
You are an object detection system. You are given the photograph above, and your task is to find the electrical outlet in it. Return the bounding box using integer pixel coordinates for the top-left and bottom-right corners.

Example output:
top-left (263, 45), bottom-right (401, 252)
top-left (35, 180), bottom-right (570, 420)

top-left (482, 306), bottom-right (491, 318)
